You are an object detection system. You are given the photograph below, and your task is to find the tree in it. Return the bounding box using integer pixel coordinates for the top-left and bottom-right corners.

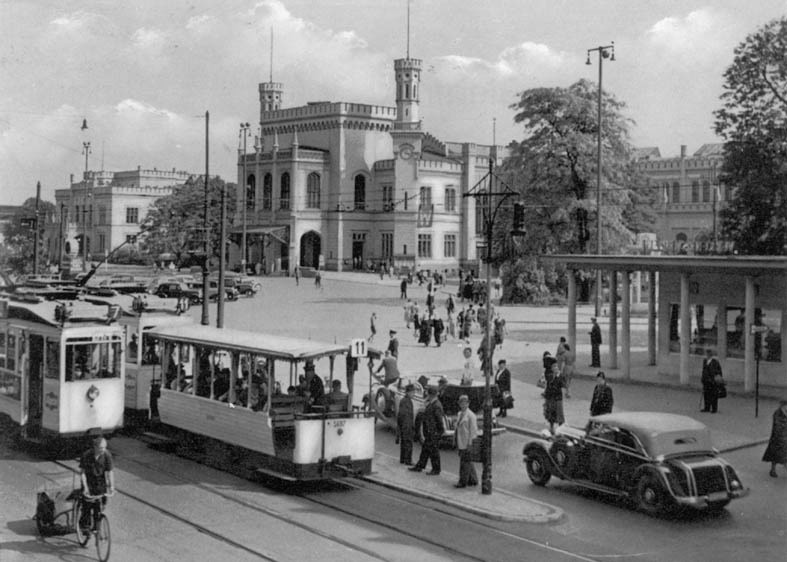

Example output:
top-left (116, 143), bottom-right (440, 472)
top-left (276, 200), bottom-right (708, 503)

top-left (140, 176), bottom-right (237, 267)
top-left (714, 17), bottom-right (787, 255)
top-left (1, 198), bottom-right (56, 275)
top-left (499, 79), bottom-right (655, 300)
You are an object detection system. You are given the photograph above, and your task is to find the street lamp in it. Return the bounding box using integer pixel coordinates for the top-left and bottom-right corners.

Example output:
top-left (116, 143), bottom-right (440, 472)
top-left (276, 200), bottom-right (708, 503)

top-left (239, 122), bottom-right (251, 273)
top-left (464, 158), bottom-right (524, 495)
top-left (586, 42), bottom-right (615, 317)
top-left (82, 141), bottom-right (92, 271)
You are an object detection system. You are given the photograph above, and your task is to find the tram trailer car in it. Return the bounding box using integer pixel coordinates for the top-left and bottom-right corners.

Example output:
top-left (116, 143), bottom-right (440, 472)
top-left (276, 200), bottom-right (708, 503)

top-left (146, 325), bottom-right (376, 481)
top-left (0, 296), bottom-right (125, 444)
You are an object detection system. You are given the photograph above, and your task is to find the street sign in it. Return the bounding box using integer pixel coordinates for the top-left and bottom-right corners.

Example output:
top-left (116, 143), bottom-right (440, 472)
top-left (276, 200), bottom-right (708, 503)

top-left (20, 217), bottom-right (37, 228)
top-left (750, 325), bottom-right (769, 334)
top-left (350, 338), bottom-right (367, 358)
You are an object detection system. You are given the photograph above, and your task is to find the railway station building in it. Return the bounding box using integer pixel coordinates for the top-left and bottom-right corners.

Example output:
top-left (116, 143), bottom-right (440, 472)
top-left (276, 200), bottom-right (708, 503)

top-left (233, 55), bottom-right (503, 275)
top-left (544, 255), bottom-right (787, 391)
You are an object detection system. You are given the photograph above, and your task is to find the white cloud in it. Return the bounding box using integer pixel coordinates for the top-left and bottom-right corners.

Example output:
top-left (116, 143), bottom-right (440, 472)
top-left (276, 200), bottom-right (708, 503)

top-left (646, 8), bottom-right (730, 60)
top-left (131, 27), bottom-right (168, 51)
top-left (433, 42), bottom-right (571, 82)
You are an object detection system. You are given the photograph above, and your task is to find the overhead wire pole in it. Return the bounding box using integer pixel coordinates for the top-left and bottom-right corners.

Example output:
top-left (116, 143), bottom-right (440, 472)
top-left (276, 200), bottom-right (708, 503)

top-left (81, 140), bottom-right (91, 271)
top-left (586, 42), bottom-right (615, 317)
top-left (33, 181), bottom-right (41, 275)
top-left (239, 122), bottom-right (251, 273)
top-left (462, 157), bottom-right (523, 495)
top-left (201, 110), bottom-right (211, 326)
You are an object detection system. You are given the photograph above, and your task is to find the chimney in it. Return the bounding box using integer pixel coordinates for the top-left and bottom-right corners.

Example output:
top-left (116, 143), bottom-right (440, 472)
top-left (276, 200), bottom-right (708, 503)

top-left (680, 145), bottom-right (687, 158)
top-left (70, 173), bottom-right (74, 185)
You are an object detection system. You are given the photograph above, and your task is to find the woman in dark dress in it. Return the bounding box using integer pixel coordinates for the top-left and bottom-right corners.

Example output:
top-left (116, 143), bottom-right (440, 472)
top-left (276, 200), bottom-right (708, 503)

top-left (763, 399), bottom-right (787, 477)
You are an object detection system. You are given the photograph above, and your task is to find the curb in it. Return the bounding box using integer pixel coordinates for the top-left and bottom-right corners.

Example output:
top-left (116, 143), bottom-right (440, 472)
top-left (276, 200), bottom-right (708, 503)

top-left (360, 472), bottom-right (564, 523)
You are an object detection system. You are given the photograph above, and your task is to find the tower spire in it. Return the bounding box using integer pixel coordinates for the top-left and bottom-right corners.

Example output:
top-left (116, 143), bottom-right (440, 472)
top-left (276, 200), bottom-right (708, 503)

top-left (406, 0), bottom-right (410, 59)
top-left (269, 27), bottom-right (274, 82)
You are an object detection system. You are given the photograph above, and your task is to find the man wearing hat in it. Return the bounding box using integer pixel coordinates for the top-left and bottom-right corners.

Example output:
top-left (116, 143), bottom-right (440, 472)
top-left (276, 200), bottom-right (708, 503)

top-left (374, 350), bottom-right (400, 386)
top-left (397, 384), bottom-right (417, 465)
top-left (304, 361), bottom-right (325, 412)
top-left (589, 317), bottom-right (602, 368)
top-left (387, 330), bottom-right (399, 359)
top-left (409, 386), bottom-right (445, 474)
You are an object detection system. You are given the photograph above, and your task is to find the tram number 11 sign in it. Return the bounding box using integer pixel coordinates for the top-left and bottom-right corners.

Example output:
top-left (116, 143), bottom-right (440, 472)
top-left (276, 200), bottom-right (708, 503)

top-left (350, 338), bottom-right (368, 358)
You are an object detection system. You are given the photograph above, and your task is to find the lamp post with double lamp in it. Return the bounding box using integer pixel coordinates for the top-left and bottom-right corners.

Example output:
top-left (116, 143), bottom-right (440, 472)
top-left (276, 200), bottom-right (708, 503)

top-left (463, 158), bottom-right (525, 495)
top-left (239, 122), bottom-right (251, 273)
top-left (81, 141), bottom-right (92, 271)
top-left (586, 42), bottom-right (614, 317)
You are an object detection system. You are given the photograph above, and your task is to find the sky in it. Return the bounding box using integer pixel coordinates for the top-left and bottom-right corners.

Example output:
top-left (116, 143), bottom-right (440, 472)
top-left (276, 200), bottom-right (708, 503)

top-left (1, 0), bottom-right (785, 206)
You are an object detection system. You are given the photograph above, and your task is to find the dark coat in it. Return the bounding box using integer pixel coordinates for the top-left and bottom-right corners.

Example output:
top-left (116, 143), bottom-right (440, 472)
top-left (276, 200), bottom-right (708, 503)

top-left (543, 371), bottom-right (564, 401)
top-left (495, 368), bottom-right (511, 393)
top-left (590, 384), bottom-right (614, 416)
top-left (701, 357), bottom-right (723, 392)
top-left (306, 373), bottom-right (325, 406)
top-left (387, 337), bottom-right (399, 358)
top-left (420, 398), bottom-right (445, 443)
top-left (590, 323), bottom-right (602, 345)
top-left (397, 395), bottom-right (416, 441)
top-left (762, 406), bottom-right (787, 464)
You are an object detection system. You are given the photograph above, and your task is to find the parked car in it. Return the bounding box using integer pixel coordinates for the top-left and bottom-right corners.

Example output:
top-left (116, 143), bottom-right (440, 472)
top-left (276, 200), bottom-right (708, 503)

top-left (206, 279), bottom-right (239, 302)
top-left (522, 412), bottom-right (748, 515)
top-left (154, 281), bottom-right (202, 304)
top-left (209, 272), bottom-right (260, 296)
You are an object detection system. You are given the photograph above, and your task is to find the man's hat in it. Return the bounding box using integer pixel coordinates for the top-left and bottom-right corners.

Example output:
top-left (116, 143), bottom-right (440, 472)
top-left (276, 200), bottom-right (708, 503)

top-left (596, 371), bottom-right (606, 379)
top-left (405, 383), bottom-right (415, 392)
top-left (591, 317), bottom-right (597, 322)
top-left (389, 329), bottom-right (397, 335)
top-left (417, 375), bottom-right (429, 387)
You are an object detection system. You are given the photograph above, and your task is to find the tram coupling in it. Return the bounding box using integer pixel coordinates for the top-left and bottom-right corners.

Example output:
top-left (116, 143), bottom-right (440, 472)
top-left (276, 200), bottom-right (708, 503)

top-left (324, 455), bottom-right (361, 477)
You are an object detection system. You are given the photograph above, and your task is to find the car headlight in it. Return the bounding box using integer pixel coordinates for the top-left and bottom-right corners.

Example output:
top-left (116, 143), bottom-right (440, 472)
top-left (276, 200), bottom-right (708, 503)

top-left (724, 465), bottom-right (742, 490)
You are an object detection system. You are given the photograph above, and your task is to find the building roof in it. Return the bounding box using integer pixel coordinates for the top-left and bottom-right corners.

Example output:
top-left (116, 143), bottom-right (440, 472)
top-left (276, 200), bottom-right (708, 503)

top-left (542, 254), bottom-right (787, 275)
top-left (632, 147), bottom-right (661, 160)
top-left (693, 143), bottom-right (724, 158)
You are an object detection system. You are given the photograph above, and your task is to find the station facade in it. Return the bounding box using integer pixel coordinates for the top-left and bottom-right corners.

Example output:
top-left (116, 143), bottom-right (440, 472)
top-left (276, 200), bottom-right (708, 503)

top-left (546, 255), bottom-right (787, 390)
top-left (233, 55), bottom-right (503, 274)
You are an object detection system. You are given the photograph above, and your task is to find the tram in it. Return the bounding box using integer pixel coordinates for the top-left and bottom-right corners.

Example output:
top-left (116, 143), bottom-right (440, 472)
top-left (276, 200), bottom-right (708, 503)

top-left (146, 324), bottom-right (376, 481)
top-left (81, 292), bottom-right (193, 425)
top-left (0, 295), bottom-right (126, 443)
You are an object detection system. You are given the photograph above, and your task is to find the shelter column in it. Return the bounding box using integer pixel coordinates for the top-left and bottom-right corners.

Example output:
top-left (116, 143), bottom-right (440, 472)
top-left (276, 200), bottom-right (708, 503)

top-left (744, 276), bottom-right (755, 392)
top-left (717, 296), bottom-right (727, 360)
top-left (633, 270), bottom-right (642, 304)
top-left (609, 270), bottom-right (618, 369)
top-left (680, 272), bottom-right (690, 385)
top-left (648, 271), bottom-right (657, 366)
top-left (621, 271), bottom-right (630, 379)
top-left (568, 271), bottom-right (577, 353)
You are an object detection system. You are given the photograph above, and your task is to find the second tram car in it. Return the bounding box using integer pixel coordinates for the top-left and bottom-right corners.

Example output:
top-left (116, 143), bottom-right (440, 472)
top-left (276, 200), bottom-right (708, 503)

top-left (146, 324), bottom-right (376, 481)
top-left (0, 296), bottom-right (126, 442)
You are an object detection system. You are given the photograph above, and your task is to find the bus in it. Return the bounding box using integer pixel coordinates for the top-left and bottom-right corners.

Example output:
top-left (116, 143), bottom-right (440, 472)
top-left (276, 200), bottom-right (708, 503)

top-left (146, 324), bottom-right (376, 481)
top-left (0, 295), bottom-right (125, 443)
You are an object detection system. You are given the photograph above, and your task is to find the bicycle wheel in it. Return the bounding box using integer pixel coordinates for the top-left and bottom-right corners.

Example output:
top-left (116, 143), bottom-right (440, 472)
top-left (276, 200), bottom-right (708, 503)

top-left (72, 500), bottom-right (90, 547)
top-left (95, 513), bottom-right (111, 562)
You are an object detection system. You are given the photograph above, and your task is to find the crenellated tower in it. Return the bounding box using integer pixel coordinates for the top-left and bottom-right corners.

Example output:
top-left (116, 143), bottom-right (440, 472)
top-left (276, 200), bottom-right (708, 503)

top-left (394, 57), bottom-right (422, 127)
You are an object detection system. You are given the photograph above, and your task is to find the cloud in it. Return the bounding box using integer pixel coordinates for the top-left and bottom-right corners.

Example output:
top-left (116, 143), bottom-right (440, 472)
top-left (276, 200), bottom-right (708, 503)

top-left (131, 27), bottom-right (168, 51)
top-left (646, 8), bottom-right (731, 61)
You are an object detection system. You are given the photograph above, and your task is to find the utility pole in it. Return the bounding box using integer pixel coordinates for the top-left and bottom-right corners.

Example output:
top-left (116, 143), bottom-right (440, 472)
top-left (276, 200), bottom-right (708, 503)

top-left (239, 122), bottom-right (251, 273)
top-left (201, 110), bottom-right (211, 326)
top-left (82, 141), bottom-right (92, 271)
top-left (33, 181), bottom-right (41, 275)
top-left (217, 181), bottom-right (226, 329)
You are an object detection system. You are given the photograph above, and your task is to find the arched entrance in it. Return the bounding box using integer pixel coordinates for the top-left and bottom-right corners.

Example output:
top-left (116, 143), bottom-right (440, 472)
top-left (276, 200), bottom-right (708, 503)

top-left (300, 231), bottom-right (321, 268)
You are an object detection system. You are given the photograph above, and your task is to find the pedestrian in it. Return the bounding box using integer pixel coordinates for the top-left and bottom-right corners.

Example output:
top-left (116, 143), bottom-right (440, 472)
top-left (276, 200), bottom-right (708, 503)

top-left (294, 265), bottom-right (300, 286)
top-left (446, 293), bottom-right (455, 315)
top-left (493, 314), bottom-right (507, 349)
top-left (589, 317), bottom-right (602, 368)
top-left (555, 336), bottom-right (568, 371)
top-left (543, 360), bottom-right (565, 434)
top-left (409, 386), bottom-right (445, 475)
top-left (477, 340), bottom-right (492, 376)
top-left (589, 371), bottom-right (614, 416)
top-left (426, 289), bottom-right (435, 313)
top-left (418, 314), bottom-right (433, 346)
top-left (446, 311), bottom-right (456, 340)
top-left (387, 330), bottom-right (399, 359)
top-left (315, 270), bottom-right (322, 290)
top-left (701, 348), bottom-right (723, 413)
top-left (374, 350), bottom-right (400, 386)
top-left (454, 394), bottom-right (479, 488)
top-left (412, 302), bottom-right (421, 338)
top-left (368, 312), bottom-right (377, 343)
top-left (397, 384), bottom-right (417, 465)
top-left (495, 359), bottom-right (512, 417)
top-left (762, 399), bottom-right (787, 478)
top-left (403, 299), bottom-right (413, 328)
top-left (562, 343), bottom-right (576, 398)
top-left (461, 346), bottom-right (477, 385)
top-left (432, 315), bottom-right (444, 347)
top-left (466, 304), bottom-right (476, 334)
top-left (400, 277), bottom-right (408, 299)
top-left (78, 436), bottom-right (115, 533)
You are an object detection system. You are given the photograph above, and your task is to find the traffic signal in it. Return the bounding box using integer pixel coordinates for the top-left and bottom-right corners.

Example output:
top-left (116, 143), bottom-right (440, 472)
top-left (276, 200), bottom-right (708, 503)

top-left (511, 202), bottom-right (526, 236)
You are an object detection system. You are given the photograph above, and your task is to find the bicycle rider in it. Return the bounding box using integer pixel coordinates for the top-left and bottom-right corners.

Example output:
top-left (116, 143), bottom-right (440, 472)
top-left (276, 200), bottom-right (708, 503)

top-left (79, 436), bottom-right (115, 531)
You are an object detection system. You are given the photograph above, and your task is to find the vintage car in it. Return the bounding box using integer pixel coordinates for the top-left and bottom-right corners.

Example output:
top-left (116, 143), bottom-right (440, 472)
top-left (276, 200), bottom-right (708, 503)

top-left (522, 412), bottom-right (748, 514)
top-left (371, 375), bottom-right (505, 447)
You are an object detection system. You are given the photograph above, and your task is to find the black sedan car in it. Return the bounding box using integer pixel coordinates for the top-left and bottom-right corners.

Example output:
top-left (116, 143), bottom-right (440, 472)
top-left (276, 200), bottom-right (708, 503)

top-left (523, 412), bottom-right (748, 514)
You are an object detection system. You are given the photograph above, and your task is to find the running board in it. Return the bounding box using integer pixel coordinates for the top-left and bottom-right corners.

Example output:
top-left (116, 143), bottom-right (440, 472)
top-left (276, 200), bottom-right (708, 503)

top-left (139, 431), bottom-right (177, 452)
top-left (254, 466), bottom-right (297, 482)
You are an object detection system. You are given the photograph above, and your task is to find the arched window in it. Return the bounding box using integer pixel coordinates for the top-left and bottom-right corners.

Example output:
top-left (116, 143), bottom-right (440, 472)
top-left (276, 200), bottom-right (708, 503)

top-left (405, 84), bottom-right (410, 98)
top-left (354, 174), bottom-right (366, 210)
top-left (475, 190), bottom-right (487, 235)
top-left (701, 180), bottom-right (710, 202)
top-left (672, 181), bottom-right (681, 204)
top-left (263, 173), bottom-right (272, 210)
top-left (280, 172), bottom-right (290, 209)
top-left (307, 173), bottom-right (321, 209)
top-left (691, 180), bottom-right (700, 203)
top-left (246, 174), bottom-right (256, 210)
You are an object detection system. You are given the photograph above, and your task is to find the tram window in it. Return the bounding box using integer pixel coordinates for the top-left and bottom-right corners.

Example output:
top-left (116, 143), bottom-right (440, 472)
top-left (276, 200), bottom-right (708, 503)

top-left (127, 333), bottom-right (139, 363)
top-left (45, 340), bottom-right (59, 379)
top-left (140, 333), bottom-right (160, 365)
top-left (0, 332), bottom-right (5, 369)
top-left (65, 341), bottom-right (122, 381)
top-left (0, 372), bottom-right (20, 400)
top-left (6, 334), bottom-right (15, 372)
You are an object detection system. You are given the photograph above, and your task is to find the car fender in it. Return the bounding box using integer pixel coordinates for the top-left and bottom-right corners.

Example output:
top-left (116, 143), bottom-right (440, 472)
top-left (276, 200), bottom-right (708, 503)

top-left (523, 440), bottom-right (556, 466)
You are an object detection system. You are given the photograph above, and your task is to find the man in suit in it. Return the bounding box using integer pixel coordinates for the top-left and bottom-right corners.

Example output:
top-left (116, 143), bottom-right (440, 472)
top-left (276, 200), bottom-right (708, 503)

top-left (701, 348), bottom-right (722, 413)
top-left (397, 384), bottom-right (416, 465)
top-left (387, 330), bottom-right (399, 359)
top-left (590, 371), bottom-right (614, 416)
top-left (454, 394), bottom-right (479, 488)
top-left (589, 317), bottom-right (602, 368)
top-left (409, 386), bottom-right (445, 475)
top-left (495, 359), bottom-right (512, 417)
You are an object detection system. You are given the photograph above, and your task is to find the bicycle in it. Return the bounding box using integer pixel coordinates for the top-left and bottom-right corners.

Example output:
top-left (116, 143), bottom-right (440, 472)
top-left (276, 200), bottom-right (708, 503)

top-left (73, 490), bottom-right (114, 562)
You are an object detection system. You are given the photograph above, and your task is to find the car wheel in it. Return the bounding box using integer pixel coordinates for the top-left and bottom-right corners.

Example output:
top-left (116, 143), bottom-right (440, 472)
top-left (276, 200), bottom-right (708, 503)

top-left (190, 295), bottom-right (200, 305)
top-left (549, 440), bottom-right (577, 476)
top-left (253, 283), bottom-right (262, 294)
top-left (635, 473), bottom-right (667, 515)
top-left (526, 450), bottom-right (552, 486)
top-left (374, 389), bottom-right (394, 425)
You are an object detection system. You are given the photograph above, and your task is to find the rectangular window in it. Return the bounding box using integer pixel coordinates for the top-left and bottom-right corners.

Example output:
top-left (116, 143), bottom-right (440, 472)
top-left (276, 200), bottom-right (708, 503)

top-left (444, 234), bottom-right (457, 258)
top-left (6, 333), bottom-right (15, 371)
top-left (98, 207), bottom-right (106, 226)
top-left (418, 234), bottom-right (432, 258)
top-left (46, 339), bottom-right (59, 379)
top-left (0, 372), bottom-right (20, 400)
top-left (419, 186), bottom-right (432, 208)
top-left (65, 340), bottom-right (122, 381)
top-left (126, 234), bottom-right (137, 245)
top-left (381, 232), bottom-right (393, 259)
top-left (382, 185), bottom-right (393, 211)
top-left (126, 207), bottom-right (139, 224)
top-left (445, 187), bottom-right (456, 212)
top-left (0, 331), bottom-right (5, 369)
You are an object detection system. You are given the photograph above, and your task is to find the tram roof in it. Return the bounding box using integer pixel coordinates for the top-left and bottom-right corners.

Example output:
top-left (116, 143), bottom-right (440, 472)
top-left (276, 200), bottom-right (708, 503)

top-left (147, 324), bottom-right (352, 362)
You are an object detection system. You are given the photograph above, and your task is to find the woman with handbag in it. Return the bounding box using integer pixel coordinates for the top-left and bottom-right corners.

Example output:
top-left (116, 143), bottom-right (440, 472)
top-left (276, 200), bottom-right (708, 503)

top-left (495, 359), bottom-right (512, 417)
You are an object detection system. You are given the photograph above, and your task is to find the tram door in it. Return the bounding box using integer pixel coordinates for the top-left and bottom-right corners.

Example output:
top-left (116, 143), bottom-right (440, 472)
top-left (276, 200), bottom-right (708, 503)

top-left (26, 334), bottom-right (44, 435)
